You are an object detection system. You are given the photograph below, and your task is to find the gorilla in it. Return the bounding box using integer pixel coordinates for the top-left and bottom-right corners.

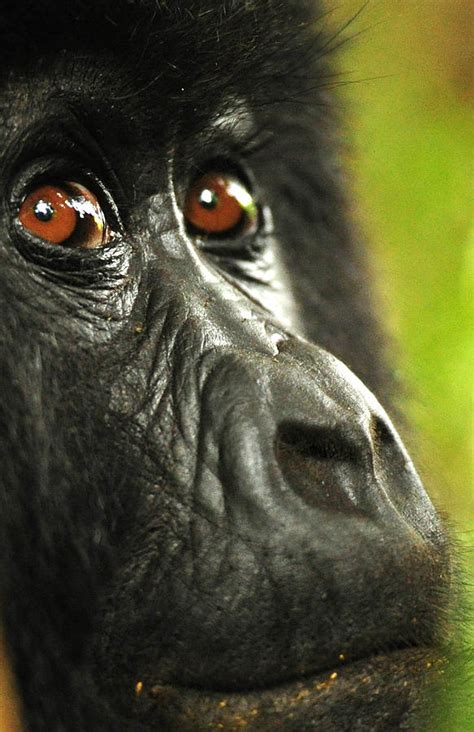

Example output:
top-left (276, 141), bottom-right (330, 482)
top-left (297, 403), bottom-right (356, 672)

top-left (0, 1), bottom-right (452, 730)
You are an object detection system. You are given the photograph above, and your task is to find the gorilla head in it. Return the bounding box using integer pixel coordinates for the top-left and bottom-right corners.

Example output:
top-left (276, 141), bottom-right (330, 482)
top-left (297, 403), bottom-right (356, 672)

top-left (0, 1), bottom-right (451, 730)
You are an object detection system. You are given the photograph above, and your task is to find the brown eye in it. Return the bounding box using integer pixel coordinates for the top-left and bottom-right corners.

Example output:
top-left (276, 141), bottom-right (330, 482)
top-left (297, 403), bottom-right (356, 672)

top-left (18, 182), bottom-right (111, 249)
top-left (184, 172), bottom-right (259, 237)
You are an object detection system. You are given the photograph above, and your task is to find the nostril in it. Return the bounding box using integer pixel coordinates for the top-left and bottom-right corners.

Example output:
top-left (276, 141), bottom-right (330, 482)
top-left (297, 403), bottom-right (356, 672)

top-left (275, 422), bottom-right (366, 513)
top-left (370, 415), bottom-right (396, 449)
top-left (368, 415), bottom-right (414, 504)
top-left (276, 423), bottom-right (361, 464)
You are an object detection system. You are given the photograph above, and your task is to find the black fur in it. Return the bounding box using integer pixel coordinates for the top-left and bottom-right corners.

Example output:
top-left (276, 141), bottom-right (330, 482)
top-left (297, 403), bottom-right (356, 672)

top-left (0, 2), bottom-right (452, 730)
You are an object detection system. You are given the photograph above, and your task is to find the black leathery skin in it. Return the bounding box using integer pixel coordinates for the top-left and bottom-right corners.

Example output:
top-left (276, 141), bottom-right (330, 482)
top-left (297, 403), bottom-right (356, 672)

top-left (0, 1), bottom-right (452, 730)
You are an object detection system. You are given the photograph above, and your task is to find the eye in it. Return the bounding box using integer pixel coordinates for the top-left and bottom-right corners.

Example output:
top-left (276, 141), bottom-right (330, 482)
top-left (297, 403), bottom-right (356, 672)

top-left (184, 171), bottom-right (259, 238)
top-left (17, 182), bottom-right (113, 249)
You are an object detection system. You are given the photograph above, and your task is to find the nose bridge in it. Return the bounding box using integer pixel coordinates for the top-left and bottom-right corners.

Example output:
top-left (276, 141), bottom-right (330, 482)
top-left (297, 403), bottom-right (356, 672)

top-left (175, 248), bottom-right (297, 359)
top-left (205, 336), bottom-right (373, 433)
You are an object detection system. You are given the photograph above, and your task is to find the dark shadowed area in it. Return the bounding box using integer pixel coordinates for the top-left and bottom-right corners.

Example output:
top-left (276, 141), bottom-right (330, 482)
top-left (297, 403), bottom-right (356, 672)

top-left (0, 1), bottom-right (464, 730)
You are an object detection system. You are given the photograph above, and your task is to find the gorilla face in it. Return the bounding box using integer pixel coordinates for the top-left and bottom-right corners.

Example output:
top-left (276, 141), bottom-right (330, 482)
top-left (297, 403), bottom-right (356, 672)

top-left (0, 2), bottom-right (451, 730)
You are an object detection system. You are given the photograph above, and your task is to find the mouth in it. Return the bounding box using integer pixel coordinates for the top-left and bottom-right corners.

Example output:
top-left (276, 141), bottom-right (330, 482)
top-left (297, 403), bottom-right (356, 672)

top-left (132, 647), bottom-right (445, 731)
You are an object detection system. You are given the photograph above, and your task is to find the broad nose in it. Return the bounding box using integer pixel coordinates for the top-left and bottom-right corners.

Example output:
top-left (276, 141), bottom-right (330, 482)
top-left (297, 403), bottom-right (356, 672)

top-left (199, 338), bottom-right (435, 539)
top-left (140, 337), bottom-right (444, 692)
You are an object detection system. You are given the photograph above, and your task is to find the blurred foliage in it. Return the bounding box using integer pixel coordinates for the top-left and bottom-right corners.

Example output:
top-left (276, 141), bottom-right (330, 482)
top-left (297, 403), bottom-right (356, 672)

top-left (329, 0), bottom-right (473, 526)
top-left (326, 1), bottom-right (473, 725)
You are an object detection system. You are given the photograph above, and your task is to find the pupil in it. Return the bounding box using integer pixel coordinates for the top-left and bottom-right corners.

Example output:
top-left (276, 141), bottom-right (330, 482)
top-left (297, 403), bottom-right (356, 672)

top-left (199, 188), bottom-right (218, 210)
top-left (33, 200), bottom-right (55, 222)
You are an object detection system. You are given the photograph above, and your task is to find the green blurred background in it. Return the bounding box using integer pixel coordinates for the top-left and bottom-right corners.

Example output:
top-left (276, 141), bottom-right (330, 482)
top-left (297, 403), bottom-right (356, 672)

top-left (327, 0), bottom-right (473, 725)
